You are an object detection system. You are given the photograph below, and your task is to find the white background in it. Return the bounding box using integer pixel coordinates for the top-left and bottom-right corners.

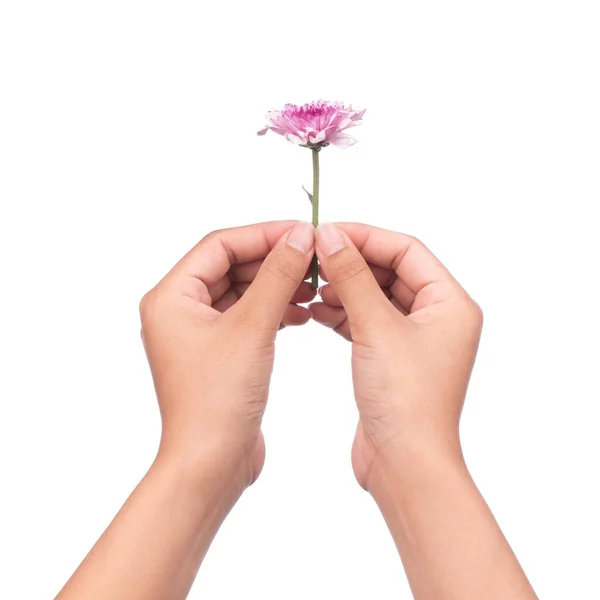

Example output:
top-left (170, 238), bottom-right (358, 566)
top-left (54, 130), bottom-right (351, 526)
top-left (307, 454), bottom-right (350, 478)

top-left (1, 1), bottom-right (599, 598)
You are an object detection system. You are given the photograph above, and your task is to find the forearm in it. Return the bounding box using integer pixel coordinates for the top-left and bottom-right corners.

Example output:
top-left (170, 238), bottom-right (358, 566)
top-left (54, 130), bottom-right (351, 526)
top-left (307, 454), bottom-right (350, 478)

top-left (56, 450), bottom-right (243, 600)
top-left (371, 442), bottom-right (537, 600)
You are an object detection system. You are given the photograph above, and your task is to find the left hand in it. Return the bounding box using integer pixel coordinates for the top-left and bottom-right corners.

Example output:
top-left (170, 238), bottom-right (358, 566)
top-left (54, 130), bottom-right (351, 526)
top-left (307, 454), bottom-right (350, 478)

top-left (140, 221), bottom-right (315, 496)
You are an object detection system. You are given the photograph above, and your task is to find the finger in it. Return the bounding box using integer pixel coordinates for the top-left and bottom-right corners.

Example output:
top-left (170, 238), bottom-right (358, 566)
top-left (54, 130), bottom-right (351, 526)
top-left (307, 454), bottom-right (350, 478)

top-left (212, 288), bottom-right (239, 313)
top-left (212, 282), bottom-right (316, 314)
top-left (214, 288), bottom-right (313, 328)
top-left (318, 261), bottom-right (395, 304)
top-left (316, 262), bottom-right (395, 285)
top-left (210, 262), bottom-right (312, 306)
top-left (289, 281), bottom-right (318, 304)
top-left (308, 302), bottom-right (352, 341)
top-left (281, 304), bottom-right (311, 327)
top-left (389, 277), bottom-right (418, 312)
top-left (233, 222), bottom-right (315, 329)
top-left (336, 223), bottom-right (461, 312)
top-left (319, 262), bottom-right (391, 287)
top-left (318, 264), bottom-right (329, 283)
top-left (207, 274), bottom-right (232, 305)
top-left (320, 283), bottom-right (409, 316)
top-left (234, 281), bottom-right (317, 305)
top-left (168, 221), bottom-right (299, 304)
top-left (315, 223), bottom-right (396, 330)
top-left (318, 284), bottom-right (342, 307)
top-left (232, 260), bottom-right (312, 283)
top-left (390, 295), bottom-right (409, 316)
top-left (208, 267), bottom-right (314, 307)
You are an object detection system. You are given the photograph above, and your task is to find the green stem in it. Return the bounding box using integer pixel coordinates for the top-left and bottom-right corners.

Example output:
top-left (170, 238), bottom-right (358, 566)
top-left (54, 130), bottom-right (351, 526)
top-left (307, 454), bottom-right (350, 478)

top-left (311, 148), bottom-right (320, 289)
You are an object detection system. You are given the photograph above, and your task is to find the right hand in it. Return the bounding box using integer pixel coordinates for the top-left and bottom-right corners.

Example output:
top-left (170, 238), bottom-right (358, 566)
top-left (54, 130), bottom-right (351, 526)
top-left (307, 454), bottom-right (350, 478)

top-left (310, 223), bottom-right (483, 491)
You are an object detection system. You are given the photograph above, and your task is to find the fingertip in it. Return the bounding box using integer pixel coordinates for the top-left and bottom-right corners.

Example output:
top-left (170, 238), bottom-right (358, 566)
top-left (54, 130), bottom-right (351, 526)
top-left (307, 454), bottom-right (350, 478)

top-left (315, 223), bottom-right (347, 258)
top-left (286, 222), bottom-right (316, 255)
top-left (307, 301), bottom-right (322, 321)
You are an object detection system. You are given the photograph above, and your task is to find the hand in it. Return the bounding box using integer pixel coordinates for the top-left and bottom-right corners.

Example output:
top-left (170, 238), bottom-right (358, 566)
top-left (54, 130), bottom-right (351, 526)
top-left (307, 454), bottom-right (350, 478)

top-left (310, 223), bottom-right (483, 490)
top-left (140, 220), bottom-right (315, 494)
top-left (57, 222), bottom-right (317, 600)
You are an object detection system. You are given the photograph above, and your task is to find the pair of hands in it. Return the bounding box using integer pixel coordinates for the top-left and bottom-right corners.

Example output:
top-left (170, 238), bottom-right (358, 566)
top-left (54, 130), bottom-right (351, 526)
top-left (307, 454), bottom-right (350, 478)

top-left (60, 222), bottom-right (536, 600)
top-left (140, 221), bottom-right (482, 499)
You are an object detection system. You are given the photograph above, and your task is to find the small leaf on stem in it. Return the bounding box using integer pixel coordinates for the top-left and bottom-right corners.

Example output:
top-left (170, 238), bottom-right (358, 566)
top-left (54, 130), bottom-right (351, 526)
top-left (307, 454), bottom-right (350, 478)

top-left (302, 185), bottom-right (313, 205)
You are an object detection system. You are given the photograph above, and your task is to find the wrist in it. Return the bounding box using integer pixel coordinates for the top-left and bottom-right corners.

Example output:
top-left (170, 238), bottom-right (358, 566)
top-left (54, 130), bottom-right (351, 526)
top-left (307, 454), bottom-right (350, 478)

top-left (158, 419), bottom-right (265, 484)
top-left (153, 439), bottom-right (250, 512)
top-left (366, 434), bottom-right (467, 502)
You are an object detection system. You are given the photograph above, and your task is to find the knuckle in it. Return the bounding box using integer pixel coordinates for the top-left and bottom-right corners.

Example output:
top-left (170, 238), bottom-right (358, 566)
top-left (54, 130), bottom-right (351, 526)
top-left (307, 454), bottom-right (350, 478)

top-left (229, 303), bottom-right (260, 331)
top-left (203, 228), bottom-right (224, 243)
top-left (469, 299), bottom-right (484, 328)
top-left (263, 253), bottom-right (300, 283)
top-left (139, 286), bottom-right (168, 325)
top-left (457, 295), bottom-right (484, 330)
top-left (403, 233), bottom-right (421, 246)
top-left (393, 232), bottom-right (422, 253)
top-left (138, 290), bottom-right (154, 319)
top-left (331, 254), bottom-right (368, 285)
top-left (362, 314), bottom-right (398, 342)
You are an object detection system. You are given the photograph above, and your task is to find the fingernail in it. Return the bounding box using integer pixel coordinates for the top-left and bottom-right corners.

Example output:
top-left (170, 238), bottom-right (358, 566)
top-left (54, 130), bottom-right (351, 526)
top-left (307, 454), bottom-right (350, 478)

top-left (316, 223), bottom-right (346, 257)
top-left (286, 222), bottom-right (315, 254)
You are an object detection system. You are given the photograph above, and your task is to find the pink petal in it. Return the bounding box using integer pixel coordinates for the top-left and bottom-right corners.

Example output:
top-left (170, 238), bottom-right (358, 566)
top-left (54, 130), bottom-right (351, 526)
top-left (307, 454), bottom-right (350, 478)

top-left (337, 117), bottom-right (354, 131)
top-left (309, 130), bottom-right (327, 144)
top-left (329, 133), bottom-right (357, 148)
top-left (284, 133), bottom-right (304, 145)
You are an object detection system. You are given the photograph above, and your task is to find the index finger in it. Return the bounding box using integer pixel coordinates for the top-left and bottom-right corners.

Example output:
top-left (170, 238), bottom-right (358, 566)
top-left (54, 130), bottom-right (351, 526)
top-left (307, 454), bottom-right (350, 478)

top-left (336, 223), bottom-right (464, 312)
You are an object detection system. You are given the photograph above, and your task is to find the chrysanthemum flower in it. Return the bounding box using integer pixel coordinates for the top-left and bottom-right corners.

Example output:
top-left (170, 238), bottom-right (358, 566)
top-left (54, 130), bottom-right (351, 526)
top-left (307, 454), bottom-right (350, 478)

top-left (258, 100), bottom-right (365, 288)
top-left (258, 100), bottom-right (366, 149)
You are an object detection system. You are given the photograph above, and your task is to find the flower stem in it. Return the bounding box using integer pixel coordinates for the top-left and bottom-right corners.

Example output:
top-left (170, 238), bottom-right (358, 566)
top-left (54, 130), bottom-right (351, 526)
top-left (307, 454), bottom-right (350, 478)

top-left (311, 148), bottom-right (320, 289)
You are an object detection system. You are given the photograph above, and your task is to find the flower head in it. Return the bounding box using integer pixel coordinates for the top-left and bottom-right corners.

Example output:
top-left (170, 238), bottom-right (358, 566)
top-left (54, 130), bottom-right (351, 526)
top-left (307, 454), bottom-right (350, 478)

top-left (258, 100), bottom-right (365, 149)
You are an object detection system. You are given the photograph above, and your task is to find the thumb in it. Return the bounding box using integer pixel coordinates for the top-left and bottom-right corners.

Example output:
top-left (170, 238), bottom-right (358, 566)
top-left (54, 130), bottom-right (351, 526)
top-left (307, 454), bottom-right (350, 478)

top-left (316, 223), bottom-right (392, 328)
top-left (235, 222), bottom-right (315, 328)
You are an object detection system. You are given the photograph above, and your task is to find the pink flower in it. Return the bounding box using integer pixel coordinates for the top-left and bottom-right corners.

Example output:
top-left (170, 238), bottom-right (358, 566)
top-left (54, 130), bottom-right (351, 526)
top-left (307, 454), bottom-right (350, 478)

top-left (258, 100), bottom-right (366, 149)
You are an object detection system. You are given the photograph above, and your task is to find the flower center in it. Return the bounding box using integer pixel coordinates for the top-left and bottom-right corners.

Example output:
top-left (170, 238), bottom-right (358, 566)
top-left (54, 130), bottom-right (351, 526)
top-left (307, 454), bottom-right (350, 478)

top-left (283, 101), bottom-right (337, 121)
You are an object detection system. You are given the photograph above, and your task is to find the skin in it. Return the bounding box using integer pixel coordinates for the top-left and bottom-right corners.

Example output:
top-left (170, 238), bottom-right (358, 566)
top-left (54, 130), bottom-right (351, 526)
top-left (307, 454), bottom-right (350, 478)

top-left (56, 221), bottom-right (537, 600)
top-left (311, 223), bottom-right (537, 599)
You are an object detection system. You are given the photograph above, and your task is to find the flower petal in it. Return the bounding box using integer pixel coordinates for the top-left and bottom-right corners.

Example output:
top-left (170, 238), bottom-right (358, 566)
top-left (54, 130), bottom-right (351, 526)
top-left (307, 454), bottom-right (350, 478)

top-left (328, 133), bottom-right (357, 148)
top-left (284, 133), bottom-right (305, 145)
top-left (309, 130), bottom-right (327, 144)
